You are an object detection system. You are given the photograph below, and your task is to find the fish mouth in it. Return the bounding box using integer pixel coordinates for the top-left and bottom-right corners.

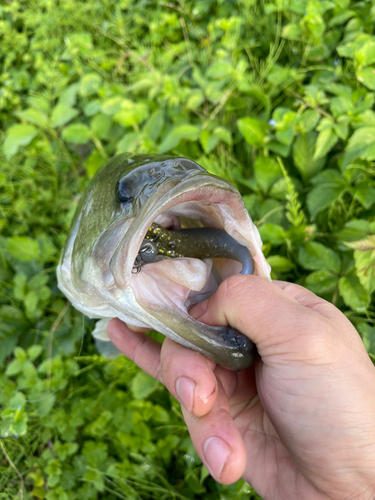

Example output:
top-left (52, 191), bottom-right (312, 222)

top-left (109, 171), bottom-right (267, 310)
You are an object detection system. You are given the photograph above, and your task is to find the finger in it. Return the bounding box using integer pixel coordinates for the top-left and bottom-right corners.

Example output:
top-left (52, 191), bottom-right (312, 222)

top-left (272, 280), bottom-right (341, 320)
top-left (272, 280), bottom-right (368, 351)
top-left (189, 274), bottom-right (322, 348)
top-left (109, 320), bottom-right (220, 417)
top-left (181, 378), bottom-right (246, 484)
top-left (160, 338), bottom-right (218, 417)
top-left (107, 318), bottom-right (162, 380)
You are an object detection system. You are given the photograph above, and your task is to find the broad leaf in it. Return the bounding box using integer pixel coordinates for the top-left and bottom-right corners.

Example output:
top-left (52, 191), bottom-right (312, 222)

top-left (339, 275), bottom-right (369, 312)
top-left (354, 249), bottom-right (375, 294)
top-left (51, 104), bottom-right (79, 128)
top-left (357, 67), bottom-right (375, 91)
top-left (343, 126), bottom-right (375, 167)
top-left (259, 224), bottom-right (286, 245)
top-left (3, 124), bottom-right (38, 159)
top-left (237, 117), bottom-right (269, 146)
top-left (62, 123), bottom-right (91, 144)
top-left (313, 128), bottom-right (338, 159)
top-left (267, 255), bottom-right (294, 272)
top-left (293, 132), bottom-right (325, 179)
top-left (131, 371), bottom-right (159, 400)
top-left (253, 155), bottom-right (281, 193)
top-left (90, 114), bottom-right (112, 138)
top-left (16, 108), bottom-right (48, 128)
top-left (158, 124), bottom-right (200, 153)
top-left (8, 237), bottom-right (40, 261)
top-left (299, 242), bottom-right (341, 274)
top-left (305, 270), bottom-right (338, 295)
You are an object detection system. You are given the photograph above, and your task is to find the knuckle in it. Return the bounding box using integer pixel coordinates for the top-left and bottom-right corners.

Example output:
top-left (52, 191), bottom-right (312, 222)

top-left (216, 274), bottom-right (264, 304)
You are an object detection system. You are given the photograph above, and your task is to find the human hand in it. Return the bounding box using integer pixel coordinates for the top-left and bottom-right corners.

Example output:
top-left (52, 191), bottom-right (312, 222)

top-left (107, 275), bottom-right (375, 500)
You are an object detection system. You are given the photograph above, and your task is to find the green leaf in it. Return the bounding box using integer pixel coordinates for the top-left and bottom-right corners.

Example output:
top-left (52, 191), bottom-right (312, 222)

top-left (351, 184), bottom-right (375, 209)
top-left (62, 123), bottom-right (91, 144)
top-left (237, 117), bottom-right (269, 146)
top-left (101, 96), bottom-right (123, 115)
top-left (158, 125), bottom-right (200, 153)
top-left (337, 220), bottom-right (371, 251)
top-left (343, 127), bottom-right (375, 167)
top-left (259, 223), bottom-right (286, 245)
top-left (84, 99), bottom-right (102, 117)
top-left (307, 186), bottom-right (343, 219)
top-left (328, 10), bottom-right (355, 26)
top-left (298, 109), bottom-right (320, 133)
top-left (206, 61), bottom-right (232, 79)
top-left (3, 124), bottom-right (38, 159)
top-left (356, 41), bottom-right (375, 67)
top-left (357, 67), bottom-right (375, 91)
top-left (116, 132), bottom-right (138, 154)
top-left (5, 358), bottom-right (26, 376)
top-left (90, 113), bottom-right (112, 138)
top-left (281, 23), bottom-right (301, 40)
top-left (143, 109), bottom-right (164, 142)
top-left (28, 95), bottom-right (50, 114)
top-left (354, 250), bottom-right (375, 294)
top-left (58, 83), bottom-right (79, 107)
top-left (27, 345), bottom-right (43, 361)
top-left (200, 130), bottom-right (219, 154)
top-left (339, 275), bottom-right (369, 312)
top-left (130, 371), bottom-right (158, 400)
top-left (329, 96), bottom-right (353, 117)
top-left (86, 150), bottom-right (107, 178)
top-left (186, 90), bottom-right (204, 110)
top-left (299, 242), bottom-right (341, 274)
top-left (253, 155), bottom-right (281, 193)
top-left (293, 132), bottom-right (325, 179)
top-left (51, 104), bottom-right (79, 128)
top-left (79, 73), bottom-right (102, 97)
top-left (24, 290), bottom-right (39, 316)
top-left (267, 140), bottom-right (291, 157)
top-left (313, 128), bottom-right (338, 160)
top-left (267, 255), bottom-right (294, 272)
top-left (54, 440), bottom-right (78, 461)
top-left (305, 270), bottom-right (338, 295)
top-left (358, 323), bottom-right (375, 355)
top-left (16, 108), bottom-right (49, 128)
top-left (8, 237), bottom-right (40, 261)
top-left (213, 127), bottom-right (232, 145)
top-left (307, 171), bottom-right (346, 219)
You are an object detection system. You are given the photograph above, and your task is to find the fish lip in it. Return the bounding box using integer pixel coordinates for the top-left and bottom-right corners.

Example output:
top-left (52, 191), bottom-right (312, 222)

top-left (109, 173), bottom-right (244, 289)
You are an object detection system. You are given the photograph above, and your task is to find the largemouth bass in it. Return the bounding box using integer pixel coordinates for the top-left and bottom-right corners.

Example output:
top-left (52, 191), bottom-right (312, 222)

top-left (57, 154), bottom-right (271, 370)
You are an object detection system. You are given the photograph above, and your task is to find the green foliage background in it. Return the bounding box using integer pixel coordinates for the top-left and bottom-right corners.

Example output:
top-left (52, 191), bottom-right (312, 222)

top-left (1, 0), bottom-right (375, 498)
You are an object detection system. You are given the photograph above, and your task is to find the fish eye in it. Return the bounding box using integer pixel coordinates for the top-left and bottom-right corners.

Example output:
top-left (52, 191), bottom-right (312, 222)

top-left (118, 187), bottom-right (133, 204)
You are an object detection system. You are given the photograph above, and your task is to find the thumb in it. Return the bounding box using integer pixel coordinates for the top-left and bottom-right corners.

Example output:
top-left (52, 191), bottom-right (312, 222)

top-left (189, 275), bottom-right (343, 356)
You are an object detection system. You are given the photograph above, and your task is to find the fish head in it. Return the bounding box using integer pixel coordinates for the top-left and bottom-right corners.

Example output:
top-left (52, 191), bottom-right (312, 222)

top-left (57, 153), bottom-right (271, 370)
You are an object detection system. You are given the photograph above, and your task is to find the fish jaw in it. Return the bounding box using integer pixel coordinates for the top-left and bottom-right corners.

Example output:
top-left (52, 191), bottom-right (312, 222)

top-left (57, 156), bottom-right (271, 370)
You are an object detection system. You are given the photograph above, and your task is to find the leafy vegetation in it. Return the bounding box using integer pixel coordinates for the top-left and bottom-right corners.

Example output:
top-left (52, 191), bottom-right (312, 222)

top-left (1, 0), bottom-right (375, 498)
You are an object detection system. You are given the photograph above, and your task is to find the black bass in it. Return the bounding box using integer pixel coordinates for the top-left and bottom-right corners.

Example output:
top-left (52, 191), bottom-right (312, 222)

top-left (57, 154), bottom-right (271, 370)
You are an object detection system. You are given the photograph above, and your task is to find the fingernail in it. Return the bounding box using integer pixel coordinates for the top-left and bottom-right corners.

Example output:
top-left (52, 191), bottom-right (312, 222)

top-left (189, 300), bottom-right (208, 320)
top-left (176, 377), bottom-right (195, 413)
top-left (203, 437), bottom-right (231, 479)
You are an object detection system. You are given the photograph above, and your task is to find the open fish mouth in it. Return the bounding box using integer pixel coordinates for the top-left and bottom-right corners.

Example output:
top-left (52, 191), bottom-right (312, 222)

top-left (106, 170), bottom-right (270, 370)
top-left (110, 173), bottom-right (267, 309)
